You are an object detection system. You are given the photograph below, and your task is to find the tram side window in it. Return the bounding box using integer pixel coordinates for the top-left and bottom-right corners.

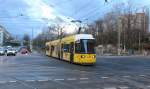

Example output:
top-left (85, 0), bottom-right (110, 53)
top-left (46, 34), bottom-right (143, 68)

top-left (75, 43), bottom-right (81, 53)
top-left (46, 45), bottom-right (49, 50)
top-left (63, 44), bottom-right (70, 52)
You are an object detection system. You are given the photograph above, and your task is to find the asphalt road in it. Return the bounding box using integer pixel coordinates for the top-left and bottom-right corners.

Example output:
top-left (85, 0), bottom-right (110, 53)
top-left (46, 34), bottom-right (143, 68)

top-left (0, 53), bottom-right (150, 89)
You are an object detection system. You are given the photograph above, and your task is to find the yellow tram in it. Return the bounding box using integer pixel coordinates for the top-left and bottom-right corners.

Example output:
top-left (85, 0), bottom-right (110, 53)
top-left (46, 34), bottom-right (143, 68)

top-left (45, 34), bottom-right (96, 65)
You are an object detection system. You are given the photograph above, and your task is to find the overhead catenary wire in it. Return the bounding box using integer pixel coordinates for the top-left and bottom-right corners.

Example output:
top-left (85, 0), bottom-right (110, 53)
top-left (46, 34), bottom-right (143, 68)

top-left (71, 0), bottom-right (93, 17)
top-left (78, 5), bottom-right (110, 20)
top-left (52, 0), bottom-right (73, 7)
top-left (70, 0), bottom-right (112, 20)
top-left (78, 1), bottom-right (149, 22)
top-left (47, 0), bottom-right (74, 15)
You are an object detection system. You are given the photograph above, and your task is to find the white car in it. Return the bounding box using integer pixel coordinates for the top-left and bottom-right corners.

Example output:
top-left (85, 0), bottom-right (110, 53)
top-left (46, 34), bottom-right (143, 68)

top-left (6, 48), bottom-right (16, 56)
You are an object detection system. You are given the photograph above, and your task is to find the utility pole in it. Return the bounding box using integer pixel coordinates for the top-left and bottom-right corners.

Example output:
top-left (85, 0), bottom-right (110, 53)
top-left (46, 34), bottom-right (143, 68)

top-left (117, 17), bottom-right (122, 56)
top-left (123, 28), bottom-right (126, 52)
top-left (30, 28), bottom-right (33, 52)
top-left (139, 32), bottom-right (141, 52)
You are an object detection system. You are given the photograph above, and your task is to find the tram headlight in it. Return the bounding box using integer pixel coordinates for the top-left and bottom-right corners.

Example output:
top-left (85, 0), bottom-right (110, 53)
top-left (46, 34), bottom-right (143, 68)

top-left (81, 55), bottom-right (85, 58)
top-left (93, 55), bottom-right (96, 58)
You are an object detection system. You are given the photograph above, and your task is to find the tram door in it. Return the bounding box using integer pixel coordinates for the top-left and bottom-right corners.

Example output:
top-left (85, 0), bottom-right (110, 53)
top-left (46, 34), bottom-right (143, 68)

top-left (50, 46), bottom-right (53, 56)
top-left (70, 42), bottom-right (74, 63)
top-left (61, 44), bottom-right (63, 59)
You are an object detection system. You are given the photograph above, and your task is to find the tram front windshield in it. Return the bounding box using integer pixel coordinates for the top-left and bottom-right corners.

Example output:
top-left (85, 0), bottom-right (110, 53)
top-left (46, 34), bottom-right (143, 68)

top-left (75, 39), bottom-right (95, 54)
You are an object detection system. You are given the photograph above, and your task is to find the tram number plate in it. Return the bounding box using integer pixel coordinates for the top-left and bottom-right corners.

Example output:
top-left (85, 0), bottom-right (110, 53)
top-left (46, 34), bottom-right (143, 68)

top-left (87, 55), bottom-right (91, 58)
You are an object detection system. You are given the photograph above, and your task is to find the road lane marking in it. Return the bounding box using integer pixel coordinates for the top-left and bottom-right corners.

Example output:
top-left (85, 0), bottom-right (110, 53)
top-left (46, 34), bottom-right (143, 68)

top-left (139, 75), bottom-right (146, 77)
top-left (122, 76), bottom-right (130, 78)
top-left (80, 78), bottom-right (89, 80)
top-left (81, 71), bottom-right (86, 72)
top-left (26, 80), bottom-right (35, 82)
top-left (118, 86), bottom-right (129, 89)
top-left (48, 67), bottom-right (57, 69)
top-left (38, 80), bottom-right (48, 82)
top-left (101, 77), bottom-right (109, 79)
top-left (147, 85), bottom-right (150, 87)
top-left (0, 81), bottom-right (7, 83)
top-left (54, 79), bottom-right (65, 81)
top-left (9, 80), bottom-right (17, 83)
top-left (104, 87), bottom-right (116, 89)
top-left (67, 78), bottom-right (76, 80)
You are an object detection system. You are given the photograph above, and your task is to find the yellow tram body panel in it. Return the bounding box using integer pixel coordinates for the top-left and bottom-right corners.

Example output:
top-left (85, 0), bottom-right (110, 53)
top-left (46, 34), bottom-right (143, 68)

top-left (74, 54), bottom-right (96, 64)
top-left (61, 35), bottom-right (75, 43)
top-left (45, 43), bottom-right (49, 55)
top-left (45, 34), bottom-right (96, 65)
top-left (63, 52), bottom-right (70, 61)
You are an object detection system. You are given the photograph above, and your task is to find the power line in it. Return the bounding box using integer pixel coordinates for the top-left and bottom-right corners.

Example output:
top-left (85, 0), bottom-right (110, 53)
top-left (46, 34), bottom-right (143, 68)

top-left (79, 1), bottom-right (149, 21)
top-left (84, 9), bottom-right (102, 19)
top-left (78, 7), bottom-right (100, 19)
top-left (71, 0), bottom-right (92, 17)
top-left (52, 0), bottom-right (73, 6)
top-left (79, 5), bottom-right (109, 20)
top-left (48, 0), bottom-right (74, 15)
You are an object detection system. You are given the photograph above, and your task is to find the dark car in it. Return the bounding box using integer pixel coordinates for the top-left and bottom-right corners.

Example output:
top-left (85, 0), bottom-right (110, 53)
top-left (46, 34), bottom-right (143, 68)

top-left (18, 46), bottom-right (31, 54)
top-left (21, 49), bottom-right (28, 54)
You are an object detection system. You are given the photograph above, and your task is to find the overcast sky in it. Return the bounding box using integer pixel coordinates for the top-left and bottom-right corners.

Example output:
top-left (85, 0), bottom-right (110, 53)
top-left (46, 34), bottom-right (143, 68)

top-left (0, 0), bottom-right (149, 38)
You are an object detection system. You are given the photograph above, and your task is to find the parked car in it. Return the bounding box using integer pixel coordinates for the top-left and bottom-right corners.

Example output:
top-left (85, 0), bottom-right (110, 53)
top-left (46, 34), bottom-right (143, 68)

top-left (6, 48), bottom-right (17, 56)
top-left (0, 47), bottom-right (5, 55)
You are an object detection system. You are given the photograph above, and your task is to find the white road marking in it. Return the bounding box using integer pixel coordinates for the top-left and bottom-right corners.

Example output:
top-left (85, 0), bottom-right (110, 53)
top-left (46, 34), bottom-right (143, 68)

top-left (118, 86), bottom-right (129, 89)
top-left (0, 81), bottom-right (7, 83)
top-left (104, 87), bottom-right (116, 89)
top-left (48, 67), bottom-right (57, 69)
top-left (54, 79), bottom-right (65, 81)
top-left (139, 75), bottom-right (146, 77)
top-left (9, 80), bottom-right (17, 83)
top-left (80, 78), bottom-right (89, 80)
top-left (38, 80), bottom-right (48, 82)
top-left (26, 80), bottom-right (36, 82)
top-left (81, 71), bottom-right (86, 72)
top-left (101, 77), bottom-right (109, 79)
top-left (147, 85), bottom-right (150, 87)
top-left (67, 78), bottom-right (76, 80)
top-left (122, 76), bottom-right (130, 78)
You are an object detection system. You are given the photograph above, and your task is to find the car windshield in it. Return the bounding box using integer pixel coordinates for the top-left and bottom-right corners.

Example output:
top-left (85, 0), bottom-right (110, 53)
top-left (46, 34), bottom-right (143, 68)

top-left (7, 48), bottom-right (13, 51)
top-left (0, 48), bottom-right (4, 51)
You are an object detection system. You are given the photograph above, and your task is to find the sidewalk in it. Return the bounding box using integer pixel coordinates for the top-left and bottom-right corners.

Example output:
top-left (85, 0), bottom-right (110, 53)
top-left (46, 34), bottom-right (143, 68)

top-left (96, 55), bottom-right (150, 58)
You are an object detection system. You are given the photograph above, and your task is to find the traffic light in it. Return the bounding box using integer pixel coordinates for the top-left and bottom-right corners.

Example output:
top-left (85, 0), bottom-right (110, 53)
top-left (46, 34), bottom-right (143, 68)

top-left (105, 0), bottom-right (108, 2)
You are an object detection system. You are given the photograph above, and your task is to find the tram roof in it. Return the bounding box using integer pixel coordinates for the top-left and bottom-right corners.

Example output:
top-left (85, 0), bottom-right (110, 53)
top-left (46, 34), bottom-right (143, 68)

top-left (46, 34), bottom-right (94, 44)
top-left (75, 34), bottom-right (94, 41)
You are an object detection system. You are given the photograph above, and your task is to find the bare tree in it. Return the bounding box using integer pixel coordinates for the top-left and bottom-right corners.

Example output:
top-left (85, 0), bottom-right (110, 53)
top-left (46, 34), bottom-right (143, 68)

top-left (86, 1), bottom-right (149, 53)
top-left (23, 34), bottom-right (30, 46)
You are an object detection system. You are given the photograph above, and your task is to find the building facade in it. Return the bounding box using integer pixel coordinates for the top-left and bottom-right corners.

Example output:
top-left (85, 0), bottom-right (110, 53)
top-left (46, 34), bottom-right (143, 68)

top-left (0, 26), bottom-right (11, 46)
top-left (120, 12), bottom-right (149, 33)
